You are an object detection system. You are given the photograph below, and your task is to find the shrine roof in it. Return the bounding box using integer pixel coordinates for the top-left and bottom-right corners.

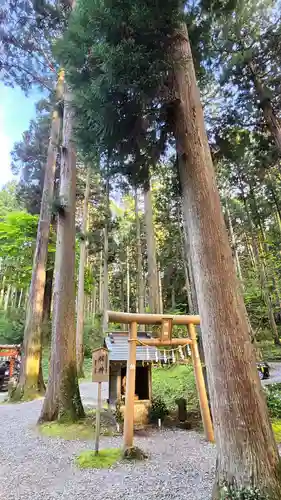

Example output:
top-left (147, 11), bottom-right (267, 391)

top-left (104, 331), bottom-right (165, 362)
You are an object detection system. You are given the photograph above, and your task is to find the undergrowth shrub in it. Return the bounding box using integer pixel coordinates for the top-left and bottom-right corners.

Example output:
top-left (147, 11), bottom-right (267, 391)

top-left (149, 396), bottom-right (169, 423)
top-left (264, 384), bottom-right (281, 418)
top-left (220, 483), bottom-right (268, 499)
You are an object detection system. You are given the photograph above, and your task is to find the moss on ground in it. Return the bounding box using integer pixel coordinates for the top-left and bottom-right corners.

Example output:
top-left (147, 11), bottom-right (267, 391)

top-left (75, 448), bottom-right (122, 469)
top-left (39, 410), bottom-right (118, 440)
top-left (272, 419), bottom-right (281, 443)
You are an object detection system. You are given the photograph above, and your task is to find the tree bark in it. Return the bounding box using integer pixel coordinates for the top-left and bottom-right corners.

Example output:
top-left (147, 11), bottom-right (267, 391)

top-left (76, 167), bottom-right (91, 378)
top-left (11, 72), bottom-right (64, 402)
top-left (135, 189), bottom-right (145, 313)
top-left (172, 24), bottom-right (281, 498)
top-left (39, 85), bottom-right (84, 422)
top-left (143, 179), bottom-right (159, 313)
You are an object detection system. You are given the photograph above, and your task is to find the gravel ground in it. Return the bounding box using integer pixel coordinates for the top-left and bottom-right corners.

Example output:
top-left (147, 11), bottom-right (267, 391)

top-left (0, 399), bottom-right (216, 500)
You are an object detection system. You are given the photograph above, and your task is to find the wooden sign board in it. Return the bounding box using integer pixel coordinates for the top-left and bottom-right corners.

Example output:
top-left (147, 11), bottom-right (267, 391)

top-left (160, 317), bottom-right (173, 342)
top-left (92, 347), bottom-right (109, 383)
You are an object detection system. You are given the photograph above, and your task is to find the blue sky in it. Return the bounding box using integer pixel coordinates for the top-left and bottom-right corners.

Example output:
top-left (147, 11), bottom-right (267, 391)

top-left (0, 84), bottom-right (42, 187)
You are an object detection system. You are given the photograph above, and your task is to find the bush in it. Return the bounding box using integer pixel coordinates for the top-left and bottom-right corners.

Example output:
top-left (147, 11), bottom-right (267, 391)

top-left (264, 384), bottom-right (281, 418)
top-left (152, 364), bottom-right (198, 411)
top-left (0, 308), bottom-right (25, 344)
top-left (148, 396), bottom-right (169, 423)
top-left (220, 483), bottom-right (268, 499)
top-left (83, 315), bottom-right (103, 357)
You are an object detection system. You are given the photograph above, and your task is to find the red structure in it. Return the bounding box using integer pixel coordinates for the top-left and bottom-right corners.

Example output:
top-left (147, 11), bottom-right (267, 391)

top-left (0, 345), bottom-right (21, 377)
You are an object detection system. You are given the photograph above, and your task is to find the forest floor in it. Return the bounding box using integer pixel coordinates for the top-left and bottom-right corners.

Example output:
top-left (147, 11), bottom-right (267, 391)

top-left (0, 398), bottom-right (215, 500)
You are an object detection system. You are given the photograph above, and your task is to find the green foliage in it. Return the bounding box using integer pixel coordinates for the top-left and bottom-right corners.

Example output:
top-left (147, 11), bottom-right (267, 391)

top-left (219, 482), bottom-right (269, 499)
top-left (0, 211), bottom-right (38, 288)
top-left (0, 182), bottom-right (22, 218)
top-left (264, 384), bottom-right (281, 419)
top-left (152, 365), bottom-right (198, 411)
top-left (75, 448), bottom-right (122, 469)
top-left (83, 315), bottom-right (103, 357)
top-left (148, 396), bottom-right (169, 423)
top-left (259, 341), bottom-right (281, 361)
top-left (0, 309), bottom-right (25, 344)
top-left (114, 399), bottom-right (124, 425)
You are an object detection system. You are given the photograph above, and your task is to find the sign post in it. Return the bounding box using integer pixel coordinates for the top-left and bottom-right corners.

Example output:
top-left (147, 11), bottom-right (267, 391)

top-left (92, 347), bottom-right (109, 455)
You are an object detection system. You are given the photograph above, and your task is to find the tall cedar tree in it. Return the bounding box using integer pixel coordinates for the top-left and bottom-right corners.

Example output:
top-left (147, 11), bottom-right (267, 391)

top-left (58, 0), bottom-right (281, 496)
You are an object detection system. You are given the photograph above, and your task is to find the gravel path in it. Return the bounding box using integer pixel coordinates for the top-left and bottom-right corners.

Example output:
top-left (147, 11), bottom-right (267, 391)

top-left (0, 399), bottom-right (216, 500)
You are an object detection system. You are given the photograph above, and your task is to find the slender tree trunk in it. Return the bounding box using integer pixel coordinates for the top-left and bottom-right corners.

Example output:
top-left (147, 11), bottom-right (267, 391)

top-left (249, 62), bottom-right (281, 154)
top-left (76, 168), bottom-right (91, 378)
top-left (244, 196), bottom-right (280, 345)
top-left (0, 276), bottom-right (5, 308)
top-left (11, 287), bottom-right (16, 309)
top-left (42, 267), bottom-right (53, 327)
top-left (12, 72), bottom-right (64, 401)
top-left (92, 285), bottom-right (96, 319)
top-left (102, 178), bottom-right (109, 332)
top-left (225, 199), bottom-right (244, 285)
top-left (181, 204), bottom-right (199, 314)
top-left (158, 264), bottom-right (163, 314)
top-left (172, 24), bottom-right (281, 498)
top-left (143, 179), bottom-right (159, 313)
top-left (171, 285), bottom-right (176, 310)
top-left (39, 85), bottom-right (84, 423)
top-left (17, 288), bottom-right (23, 309)
top-left (4, 285), bottom-right (11, 312)
top-left (99, 250), bottom-right (103, 313)
top-left (244, 232), bottom-right (257, 269)
top-left (135, 190), bottom-right (145, 313)
top-left (126, 246), bottom-right (130, 312)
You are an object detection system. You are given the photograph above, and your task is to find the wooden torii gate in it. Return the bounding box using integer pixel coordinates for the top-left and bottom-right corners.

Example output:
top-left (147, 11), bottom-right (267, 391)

top-left (107, 311), bottom-right (214, 450)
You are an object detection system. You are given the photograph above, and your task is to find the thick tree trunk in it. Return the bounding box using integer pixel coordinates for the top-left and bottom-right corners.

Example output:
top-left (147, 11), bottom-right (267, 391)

top-left (102, 178), bottom-right (110, 332)
top-left (172, 24), bottom-right (281, 498)
top-left (249, 62), bottom-right (281, 154)
top-left (143, 180), bottom-right (159, 313)
top-left (11, 72), bottom-right (64, 402)
top-left (76, 167), bottom-right (90, 378)
top-left (135, 190), bottom-right (145, 313)
top-left (39, 86), bottom-right (84, 423)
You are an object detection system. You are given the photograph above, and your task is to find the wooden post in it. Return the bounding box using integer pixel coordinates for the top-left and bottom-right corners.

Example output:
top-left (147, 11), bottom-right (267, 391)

top-left (95, 381), bottom-right (102, 455)
top-left (188, 322), bottom-right (214, 443)
top-left (123, 321), bottom-right (137, 450)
